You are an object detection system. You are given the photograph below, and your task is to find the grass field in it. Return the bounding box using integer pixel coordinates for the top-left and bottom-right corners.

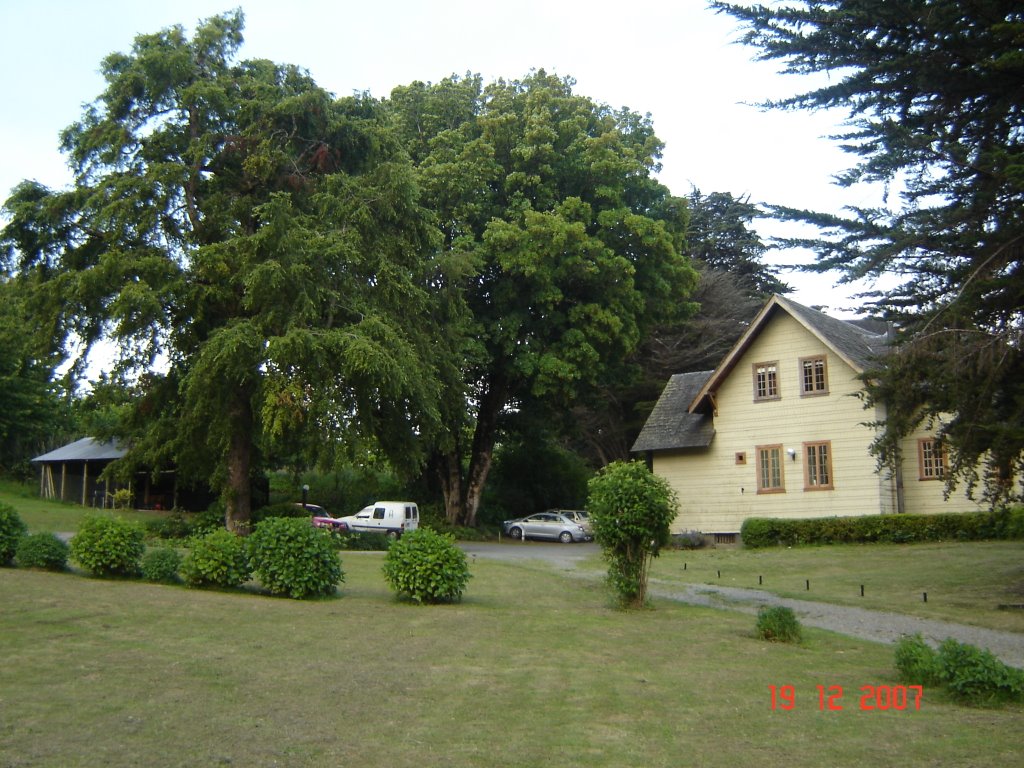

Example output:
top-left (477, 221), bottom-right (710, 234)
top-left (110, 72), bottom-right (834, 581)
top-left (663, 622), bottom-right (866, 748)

top-left (2, 480), bottom-right (1023, 766)
top-left (648, 542), bottom-right (1024, 633)
top-left (2, 553), bottom-right (1023, 768)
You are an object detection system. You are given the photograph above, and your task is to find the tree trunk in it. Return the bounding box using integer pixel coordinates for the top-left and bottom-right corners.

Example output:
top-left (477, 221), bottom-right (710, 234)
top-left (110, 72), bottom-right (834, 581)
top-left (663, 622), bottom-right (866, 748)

top-left (224, 395), bottom-right (253, 534)
top-left (437, 374), bottom-right (505, 527)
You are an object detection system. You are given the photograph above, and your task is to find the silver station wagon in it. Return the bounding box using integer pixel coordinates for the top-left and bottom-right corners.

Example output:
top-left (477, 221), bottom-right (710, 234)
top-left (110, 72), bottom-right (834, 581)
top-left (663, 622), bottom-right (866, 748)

top-left (502, 512), bottom-right (592, 543)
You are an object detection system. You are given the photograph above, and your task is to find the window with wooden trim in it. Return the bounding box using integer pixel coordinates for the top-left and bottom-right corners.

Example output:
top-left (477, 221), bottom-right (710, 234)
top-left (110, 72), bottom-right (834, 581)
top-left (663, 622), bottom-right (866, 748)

top-left (753, 361), bottom-right (779, 401)
top-left (918, 438), bottom-right (946, 480)
top-left (799, 355), bottom-right (829, 396)
top-left (756, 444), bottom-right (785, 493)
top-left (804, 441), bottom-right (833, 490)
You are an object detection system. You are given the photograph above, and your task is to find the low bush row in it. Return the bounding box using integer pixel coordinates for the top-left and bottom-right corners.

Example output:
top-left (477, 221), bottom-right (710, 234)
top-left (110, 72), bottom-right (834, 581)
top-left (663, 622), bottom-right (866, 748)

top-left (2, 506), bottom-right (469, 604)
top-left (741, 507), bottom-right (1024, 548)
top-left (895, 634), bottom-right (1024, 707)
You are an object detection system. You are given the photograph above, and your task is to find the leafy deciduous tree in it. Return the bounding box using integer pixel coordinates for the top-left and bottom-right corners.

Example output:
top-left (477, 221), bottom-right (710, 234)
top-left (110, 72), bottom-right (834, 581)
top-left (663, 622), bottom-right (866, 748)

top-left (389, 72), bottom-right (698, 525)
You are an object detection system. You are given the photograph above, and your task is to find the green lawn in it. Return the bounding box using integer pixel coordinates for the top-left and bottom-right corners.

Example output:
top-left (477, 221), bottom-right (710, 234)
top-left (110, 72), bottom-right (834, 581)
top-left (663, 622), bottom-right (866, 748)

top-left (1, 554), bottom-right (1022, 768)
top-left (0, 478), bottom-right (169, 532)
top-left (647, 541), bottom-right (1024, 633)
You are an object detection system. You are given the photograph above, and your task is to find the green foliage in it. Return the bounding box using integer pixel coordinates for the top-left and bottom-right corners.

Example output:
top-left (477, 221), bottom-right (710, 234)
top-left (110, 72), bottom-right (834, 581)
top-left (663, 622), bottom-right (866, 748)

top-left (109, 488), bottom-right (133, 510)
top-left (938, 639), bottom-right (1024, 707)
top-left (713, 0), bottom-right (1024, 506)
top-left (0, 503), bottom-right (28, 565)
top-left (586, 460), bottom-right (678, 607)
top-left (247, 517), bottom-right (343, 599)
top-left (250, 502), bottom-right (312, 526)
top-left (15, 532), bottom-right (69, 571)
top-left (896, 634), bottom-right (1024, 707)
top-left (382, 528), bottom-right (471, 604)
top-left (755, 606), bottom-right (802, 644)
top-left (331, 531), bottom-right (391, 551)
top-left (141, 547), bottom-right (182, 584)
top-left (740, 508), bottom-right (1024, 548)
top-left (145, 511), bottom-right (194, 541)
top-left (181, 529), bottom-right (251, 589)
top-left (480, 438), bottom-right (592, 526)
top-left (1, 11), bottom-right (445, 533)
top-left (894, 635), bottom-right (944, 687)
top-left (389, 71), bottom-right (698, 526)
top-left (69, 515), bottom-right (145, 578)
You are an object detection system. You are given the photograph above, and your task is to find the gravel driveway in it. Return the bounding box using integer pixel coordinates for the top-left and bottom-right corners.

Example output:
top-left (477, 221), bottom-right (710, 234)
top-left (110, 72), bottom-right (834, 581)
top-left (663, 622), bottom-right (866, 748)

top-left (461, 541), bottom-right (1024, 668)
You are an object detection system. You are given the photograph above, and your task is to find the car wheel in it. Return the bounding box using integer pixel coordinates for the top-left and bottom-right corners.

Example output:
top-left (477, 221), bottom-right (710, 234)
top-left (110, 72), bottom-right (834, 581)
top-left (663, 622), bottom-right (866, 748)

top-left (508, 526), bottom-right (523, 540)
top-left (386, 530), bottom-right (399, 540)
top-left (559, 531), bottom-right (573, 544)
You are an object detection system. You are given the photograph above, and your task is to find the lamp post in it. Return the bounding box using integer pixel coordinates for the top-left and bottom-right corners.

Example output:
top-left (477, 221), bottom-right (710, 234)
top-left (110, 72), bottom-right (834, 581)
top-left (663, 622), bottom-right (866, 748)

top-left (302, 484), bottom-right (309, 511)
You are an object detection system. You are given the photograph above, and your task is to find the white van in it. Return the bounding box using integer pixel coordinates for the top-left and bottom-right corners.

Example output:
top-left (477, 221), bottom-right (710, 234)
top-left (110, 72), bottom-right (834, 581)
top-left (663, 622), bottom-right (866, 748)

top-left (339, 501), bottom-right (419, 538)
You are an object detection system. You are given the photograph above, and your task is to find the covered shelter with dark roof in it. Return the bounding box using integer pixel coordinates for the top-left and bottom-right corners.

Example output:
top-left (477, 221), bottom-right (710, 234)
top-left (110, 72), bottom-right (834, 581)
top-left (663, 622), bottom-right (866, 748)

top-left (32, 437), bottom-right (127, 507)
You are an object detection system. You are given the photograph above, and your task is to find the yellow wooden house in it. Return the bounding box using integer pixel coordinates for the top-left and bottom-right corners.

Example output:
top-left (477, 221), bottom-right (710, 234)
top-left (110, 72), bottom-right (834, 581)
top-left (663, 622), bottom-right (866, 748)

top-left (632, 295), bottom-right (984, 538)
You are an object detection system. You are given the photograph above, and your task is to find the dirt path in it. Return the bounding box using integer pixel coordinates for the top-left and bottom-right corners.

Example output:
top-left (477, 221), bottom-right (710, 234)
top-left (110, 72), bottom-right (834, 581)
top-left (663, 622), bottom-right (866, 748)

top-left (460, 541), bottom-right (1024, 668)
top-left (649, 581), bottom-right (1024, 669)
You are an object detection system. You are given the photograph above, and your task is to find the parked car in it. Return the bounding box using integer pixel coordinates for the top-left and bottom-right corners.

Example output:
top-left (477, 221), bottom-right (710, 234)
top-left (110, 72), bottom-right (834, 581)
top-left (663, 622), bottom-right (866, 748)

top-left (333, 501), bottom-right (420, 538)
top-left (550, 509), bottom-right (591, 533)
top-left (310, 509), bottom-right (350, 531)
top-left (502, 512), bottom-right (592, 543)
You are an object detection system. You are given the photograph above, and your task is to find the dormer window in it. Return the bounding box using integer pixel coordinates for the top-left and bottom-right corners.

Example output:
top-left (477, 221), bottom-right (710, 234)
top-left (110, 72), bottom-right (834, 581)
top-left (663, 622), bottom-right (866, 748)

top-left (800, 355), bottom-right (829, 396)
top-left (753, 361), bottom-right (779, 401)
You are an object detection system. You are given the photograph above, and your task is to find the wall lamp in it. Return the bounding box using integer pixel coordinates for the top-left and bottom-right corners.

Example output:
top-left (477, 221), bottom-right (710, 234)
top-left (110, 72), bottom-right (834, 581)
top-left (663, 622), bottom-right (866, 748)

top-left (787, 448), bottom-right (797, 461)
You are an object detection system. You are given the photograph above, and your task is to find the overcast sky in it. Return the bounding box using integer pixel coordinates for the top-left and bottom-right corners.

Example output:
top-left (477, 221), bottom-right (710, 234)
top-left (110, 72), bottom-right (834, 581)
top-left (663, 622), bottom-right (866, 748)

top-left (0, 0), bottom-right (884, 315)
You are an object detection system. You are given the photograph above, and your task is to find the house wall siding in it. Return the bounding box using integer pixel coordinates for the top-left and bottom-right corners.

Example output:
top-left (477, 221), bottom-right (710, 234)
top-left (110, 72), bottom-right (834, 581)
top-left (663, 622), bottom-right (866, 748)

top-left (660, 313), bottom-right (884, 533)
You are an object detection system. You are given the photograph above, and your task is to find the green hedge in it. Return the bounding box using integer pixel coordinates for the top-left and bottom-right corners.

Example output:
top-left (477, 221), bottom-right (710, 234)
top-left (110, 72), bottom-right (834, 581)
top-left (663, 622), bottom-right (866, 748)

top-left (741, 507), bottom-right (1024, 548)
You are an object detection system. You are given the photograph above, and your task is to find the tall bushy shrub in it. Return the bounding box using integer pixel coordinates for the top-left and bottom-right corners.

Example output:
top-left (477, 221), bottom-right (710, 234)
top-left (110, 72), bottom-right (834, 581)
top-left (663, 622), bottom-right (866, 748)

top-left (16, 532), bottom-right (69, 571)
top-left (0, 504), bottom-right (27, 565)
top-left (182, 529), bottom-right (251, 589)
top-left (587, 461), bottom-right (678, 608)
top-left (70, 515), bottom-right (145, 577)
top-left (248, 517), bottom-right (343, 599)
top-left (382, 528), bottom-right (470, 604)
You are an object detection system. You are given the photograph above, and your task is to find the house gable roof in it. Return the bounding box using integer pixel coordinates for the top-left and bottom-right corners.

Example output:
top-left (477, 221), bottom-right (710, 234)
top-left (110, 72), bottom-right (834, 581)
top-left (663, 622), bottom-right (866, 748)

top-left (631, 370), bottom-right (715, 452)
top-left (690, 294), bottom-right (887, 413)
top-left (31, 437), bottom-right (126, 463)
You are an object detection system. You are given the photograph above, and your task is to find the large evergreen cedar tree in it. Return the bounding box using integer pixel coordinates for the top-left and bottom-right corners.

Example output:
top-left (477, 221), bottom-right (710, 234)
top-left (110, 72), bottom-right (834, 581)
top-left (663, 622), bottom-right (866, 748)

top-left (388, 73), bottom-right (698, 526)
top-left (0, 12), bottom-right (445, 531)
top-left (714, 1), bottom-right (1024, 504)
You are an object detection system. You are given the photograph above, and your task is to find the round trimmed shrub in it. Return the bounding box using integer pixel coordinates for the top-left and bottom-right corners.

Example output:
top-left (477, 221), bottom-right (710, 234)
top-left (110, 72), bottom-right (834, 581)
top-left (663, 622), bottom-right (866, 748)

top-left (0, 504), bottom-right (28, 566)
top-left (248, 517), bottom-right (343, 599)
top-left (15, 532), bottom-right (69, 571)
top-left (70, 515), bottom-right (145, 577)
top-left (755, 606), bottom-right (803, 643)
top-left (181, 529), bottom-right (251, 589)
top-left (141, 547), bottom-right (183, 584)
top-left (382, 528), bottom-right (471, 604)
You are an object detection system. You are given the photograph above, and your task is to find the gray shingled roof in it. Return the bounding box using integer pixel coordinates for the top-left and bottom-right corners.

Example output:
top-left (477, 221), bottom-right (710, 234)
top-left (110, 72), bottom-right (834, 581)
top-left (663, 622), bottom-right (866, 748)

top-left (633, 296), bottom-right (890, 455)
top-left (32, 437), bottom-right (126, 463)
top-left (631, 371), bottom-right (715, 452)
top-left (779, 296), bottom-right (888, 371)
